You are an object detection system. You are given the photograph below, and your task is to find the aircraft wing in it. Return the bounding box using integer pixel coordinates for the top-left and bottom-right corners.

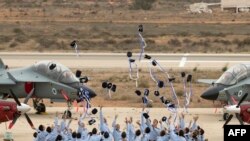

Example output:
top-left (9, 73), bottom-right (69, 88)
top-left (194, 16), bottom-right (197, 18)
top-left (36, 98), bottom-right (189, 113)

top-left (0, 68), bottom-right (16, 85)
top-left (0, 78), bottom-right (16, 85)
top-left (197, 79), bottom-right (217, 84)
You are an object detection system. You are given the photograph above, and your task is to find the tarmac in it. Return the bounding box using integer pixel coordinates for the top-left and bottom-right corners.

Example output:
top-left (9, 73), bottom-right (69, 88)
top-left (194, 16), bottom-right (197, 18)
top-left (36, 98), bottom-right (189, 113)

top-left (0, 107), bottom-right (241, 141)
top-left (1, 53), bottom-right (250, 69)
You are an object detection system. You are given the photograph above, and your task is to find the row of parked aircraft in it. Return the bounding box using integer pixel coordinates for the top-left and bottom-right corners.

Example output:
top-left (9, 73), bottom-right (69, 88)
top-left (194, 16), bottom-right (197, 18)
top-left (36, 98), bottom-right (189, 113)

top-left (0, 58), bottom-right (249, 129)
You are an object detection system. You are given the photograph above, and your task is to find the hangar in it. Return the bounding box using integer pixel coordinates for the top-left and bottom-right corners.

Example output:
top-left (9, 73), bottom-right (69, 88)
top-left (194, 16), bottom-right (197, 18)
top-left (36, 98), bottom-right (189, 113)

top-left (221, 0), bottom-right (250, 13)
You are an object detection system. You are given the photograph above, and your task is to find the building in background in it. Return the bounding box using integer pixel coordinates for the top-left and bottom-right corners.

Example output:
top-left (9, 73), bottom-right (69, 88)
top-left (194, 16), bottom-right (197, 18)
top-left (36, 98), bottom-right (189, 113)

top-left (221, 0), bottom-right (250, 13)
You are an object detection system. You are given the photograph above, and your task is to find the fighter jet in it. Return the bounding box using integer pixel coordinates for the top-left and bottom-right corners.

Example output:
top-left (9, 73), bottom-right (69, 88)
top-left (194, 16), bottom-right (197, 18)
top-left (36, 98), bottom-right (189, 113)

top-left (0, 58), bottom-right (96, 117)
top-left (199, 63), bottom-right (250, 120)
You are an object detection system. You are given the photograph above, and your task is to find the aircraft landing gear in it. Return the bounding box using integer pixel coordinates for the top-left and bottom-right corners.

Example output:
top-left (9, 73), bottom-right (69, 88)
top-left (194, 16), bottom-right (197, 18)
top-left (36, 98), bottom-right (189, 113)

top-left (63, 110), bottom-right (72, 119)
top-left (62, 101), bottom-right (72, 118)
top-left (36, 103), bottom-right (46, 114)
top-left (33, 98), bottom-right (46, 114)
top-left (223, 113), bottom-right (229, 121)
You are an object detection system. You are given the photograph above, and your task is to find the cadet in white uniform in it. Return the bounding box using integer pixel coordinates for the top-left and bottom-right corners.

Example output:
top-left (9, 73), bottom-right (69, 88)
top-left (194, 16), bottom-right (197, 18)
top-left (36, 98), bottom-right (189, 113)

top-left (77, 114), bottom-right (89, 140)
top-left (100, 106), bottom-right (111, 133)
top-left (102, 131), bottom-right (113, 141)
top-left (156, 130), bottom-right (170, 141)
top-left (134, 129), bottom-right (142, 141)
top-left (35, 125), bottom-right (48, 141)
top-left (126, 117), bottom-right (135, 141)
top-left (112, 114), bottom-right (122, 141)
top-left (88, 128), bottom-right (102, 141)
top-left (141, 127), bottom-right (151, 141)
top-left (146, 117), bottom-right (161, 140)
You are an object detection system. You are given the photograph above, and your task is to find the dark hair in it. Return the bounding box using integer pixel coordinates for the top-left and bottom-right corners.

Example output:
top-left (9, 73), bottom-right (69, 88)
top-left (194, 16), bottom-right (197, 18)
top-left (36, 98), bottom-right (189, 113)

top-left (38, 125), bottom-right (44, 131)
top-left (121, 132), bottom-right (126, 138)
top-left (145, 127), bottom-right (151, 134)
top-left (72, 132), bottom-right (77, 138)
top-left (184, 127), bottom-right (189, 133)
top-left (179, 130), bottom-right (184, 137)
top-left (197, 126), bottom-right (200, 130)
top-left (46, 126), bottom-right (52, 133)
top-left (88, 132), bottom-right (93, 136)
top-left (55, 135), bottom-right (62, 141)
top-left (33, 132), bottom-right (37, 138)
top-left (104, 132), bottom-right (109, 138)
top-left (92, 128), bottom-right (97, 134)
top-left (160, 130), bottom-right (166, 136)
top-left (77, 132), bottom-right (81, 139)
top-left (192, 132), bottom-right (198, 139)
top-left (200, 128), bottom-right (205, 135)
top-left (135, 129), bottom-right (141, 136)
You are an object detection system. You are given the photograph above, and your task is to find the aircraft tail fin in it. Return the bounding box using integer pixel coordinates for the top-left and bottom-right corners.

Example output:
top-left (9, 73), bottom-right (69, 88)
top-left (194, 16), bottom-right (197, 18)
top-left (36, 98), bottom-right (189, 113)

top-left (0, 58), bottom-right (5, 69)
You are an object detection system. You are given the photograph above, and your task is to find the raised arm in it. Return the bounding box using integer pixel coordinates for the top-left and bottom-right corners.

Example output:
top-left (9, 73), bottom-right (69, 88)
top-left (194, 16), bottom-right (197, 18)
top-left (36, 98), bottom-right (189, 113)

top-left (169, 120), bottom-right (178, 141)
top-left (191, 116), bottom-right (199, 131)
top-left (140, 107), bottom-right (147, 131)
top-left (54, 112), bottom-right (59, 126)
top-left (159, 120), bottom-right (164, 131)
top-left (179, 112), bottom-right (185, 130)
top-left (66, 119), bottom-right (72, 129)
top-left (99, 106), bottom-right (105, 132)
top-left (129, 117), bottom-right (135, 133)
top-left (60, 116), bottom-right (67, 132)
top-left (112, 114), bottom-right (118, 128)
top-left (128, 117), bottom-right (135, 141)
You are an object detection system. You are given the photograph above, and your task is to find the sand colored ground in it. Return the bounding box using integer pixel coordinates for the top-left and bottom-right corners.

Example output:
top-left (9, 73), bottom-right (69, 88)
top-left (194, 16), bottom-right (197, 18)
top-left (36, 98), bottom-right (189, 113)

top-left (0, 107), bottom-right (242, 141)
top-left (1, 1), bottom-right (250, 54)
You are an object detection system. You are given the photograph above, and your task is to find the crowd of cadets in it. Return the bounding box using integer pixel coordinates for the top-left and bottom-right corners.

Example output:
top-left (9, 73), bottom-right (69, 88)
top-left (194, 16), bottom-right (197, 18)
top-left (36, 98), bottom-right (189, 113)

top-left (33, 107), bottom-right (206, 141)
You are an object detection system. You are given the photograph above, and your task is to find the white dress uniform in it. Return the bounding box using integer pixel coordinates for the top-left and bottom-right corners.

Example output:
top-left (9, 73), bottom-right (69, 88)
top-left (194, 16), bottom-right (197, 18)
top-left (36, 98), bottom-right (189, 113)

top-left (169, 124), bottom-right (179, 141)
top-left (45, 131), bottom-right (57, 141)
top-left (100, 108), bottom-right (111, 133)
top-left (179, 117), bottom-right (185, 130)
top-left (126, 123), bottom-right (135, 141)
top-left (88, 134), bottom-right (102, 141)
top-left (140, 112), bottom-right (147, 133)
top-left (77, 114), bottom-right (89, 140)
top-left (146, 119), bottom-right (161, 140)
top-left (102, 135), bottom-right (113, 141)
top-left (134, 135), bottom-right (142, 141)
top-left (112, 117), bottom-right (121, 141)
top-left (36, 130), bottom-right (48, 141)
top-left (141, 133), bottom-right (150, 141)
top-left (156, 134), bottom-right (170, 141)
top-left (197, 134), bottom-right (205, 141)
top-left (190, 121), bottom-right (197, 131)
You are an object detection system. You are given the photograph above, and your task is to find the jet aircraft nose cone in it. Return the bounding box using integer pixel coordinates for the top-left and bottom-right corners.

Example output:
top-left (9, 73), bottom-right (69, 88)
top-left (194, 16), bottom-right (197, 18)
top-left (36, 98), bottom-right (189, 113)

top-left (80, 85), bottom-right (97, 99)
top-left (88, 88), bottom-right (97, 98)
top-left (201, 85), bottom-right (226, 100)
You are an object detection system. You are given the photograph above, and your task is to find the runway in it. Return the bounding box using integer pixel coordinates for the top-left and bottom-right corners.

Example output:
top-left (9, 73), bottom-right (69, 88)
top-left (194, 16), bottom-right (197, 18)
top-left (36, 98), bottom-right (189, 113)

top-left (0, 52), bottom-right (250, 69)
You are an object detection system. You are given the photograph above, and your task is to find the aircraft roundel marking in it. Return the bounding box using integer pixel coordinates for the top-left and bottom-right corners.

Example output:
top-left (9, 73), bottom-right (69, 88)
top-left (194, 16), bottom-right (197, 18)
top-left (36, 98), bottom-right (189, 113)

top-left (25, 82), bottom-right (34, 94)
top-left (52, 88), bottom-right (57, 95)
top-left (238, 90), bottom-right (243, 97)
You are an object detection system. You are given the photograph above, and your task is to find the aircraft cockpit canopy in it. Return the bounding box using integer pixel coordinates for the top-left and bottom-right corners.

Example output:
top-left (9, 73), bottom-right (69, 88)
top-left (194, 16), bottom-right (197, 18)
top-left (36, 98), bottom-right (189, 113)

top-left (216, 64), bottom-right (250, 85)
top-left (33, 61), bottom-right (79, 84)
